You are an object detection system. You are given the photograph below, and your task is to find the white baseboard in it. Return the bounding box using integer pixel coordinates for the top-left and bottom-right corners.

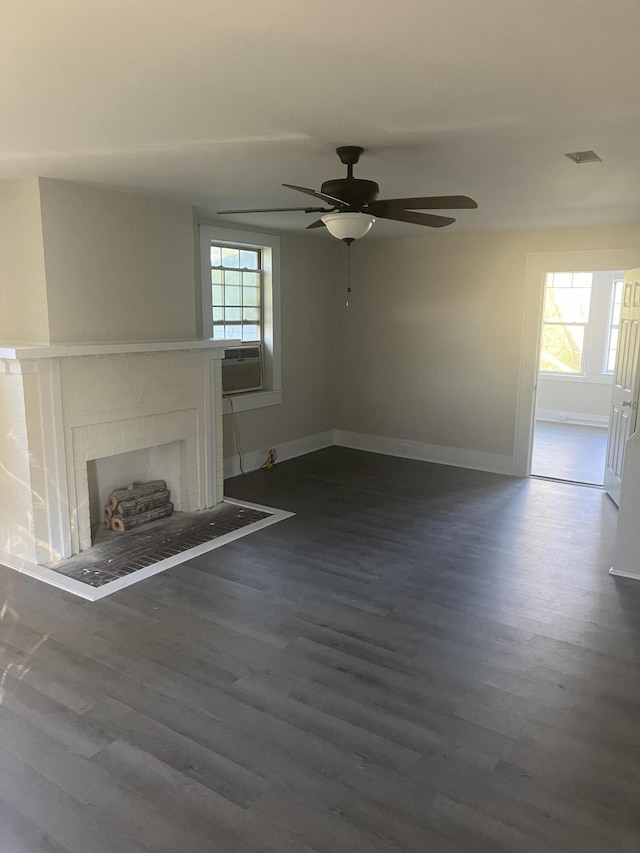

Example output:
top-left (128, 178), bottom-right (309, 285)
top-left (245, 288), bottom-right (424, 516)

top-left (333, 430), bottom-right (514, 475)
top-left (225, 427), bottom-right (515, 479)
top-left (536, 408), bottom-right (609, 427)
top-left (224, 429), bottom-right (334, 479)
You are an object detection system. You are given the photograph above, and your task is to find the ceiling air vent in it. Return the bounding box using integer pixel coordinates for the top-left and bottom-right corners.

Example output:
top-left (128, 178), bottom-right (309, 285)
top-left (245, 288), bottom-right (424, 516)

top-left (564, 150), bottom-right (602, 164)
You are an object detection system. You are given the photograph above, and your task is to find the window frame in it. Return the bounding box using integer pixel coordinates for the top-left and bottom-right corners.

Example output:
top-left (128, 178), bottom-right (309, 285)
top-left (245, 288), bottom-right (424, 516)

top-left (604, 276), bottom-right (624, 375)
top-left (199, 225), bottom-right (282, 412)
top-left (538, 270), bottom-right (621, 383)
top-left (210, 244), bottom-right (263, 344)
top-left (539, 272), bottom-right (593, 376)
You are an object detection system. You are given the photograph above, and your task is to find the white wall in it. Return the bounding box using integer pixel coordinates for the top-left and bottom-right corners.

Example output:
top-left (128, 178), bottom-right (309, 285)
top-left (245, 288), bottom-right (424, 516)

top-left (38, 179), bottom-right (197, 343)
top-left (334, 223), bottom-right (640, 471)
top-left (536, 377), bottom-right (613, 424)
top-left (0, 178), bottom-right (49, 343)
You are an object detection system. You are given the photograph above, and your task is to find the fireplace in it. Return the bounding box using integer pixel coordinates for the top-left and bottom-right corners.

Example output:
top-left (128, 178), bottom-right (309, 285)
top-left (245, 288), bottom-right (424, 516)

top-left (88, 442), bottom-right (184, 540)
top-left (0, 339), bottom-right (228, 570)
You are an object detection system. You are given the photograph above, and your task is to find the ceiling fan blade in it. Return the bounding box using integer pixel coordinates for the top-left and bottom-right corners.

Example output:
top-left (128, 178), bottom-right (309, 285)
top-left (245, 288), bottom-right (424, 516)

top-left (369, 195), bottom-right (478, 212)
top-left (282, 183), bottom-right (348, 208)
top-left (306, 218), bottom-right (327, 230)
top-left (375, 209), bottom-right (456, 228)
top-left (216, 205), bottom-right (332, 215)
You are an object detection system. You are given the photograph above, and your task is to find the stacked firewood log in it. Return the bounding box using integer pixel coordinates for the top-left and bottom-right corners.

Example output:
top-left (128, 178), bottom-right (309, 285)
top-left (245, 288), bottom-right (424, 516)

top-left (104, 479), bottom-right (174, 532)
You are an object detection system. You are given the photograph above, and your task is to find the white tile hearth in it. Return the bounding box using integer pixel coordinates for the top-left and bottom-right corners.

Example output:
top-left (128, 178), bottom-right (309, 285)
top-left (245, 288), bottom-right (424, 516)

top-left (1, 499), bottom-right (293, 601)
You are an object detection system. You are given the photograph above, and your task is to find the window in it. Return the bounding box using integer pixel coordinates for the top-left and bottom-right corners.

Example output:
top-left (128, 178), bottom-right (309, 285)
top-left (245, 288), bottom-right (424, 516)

top-left (540, 272), bottom-right (592, 374)
top-left (605, 277), bottom-right (624, 374)
top-left (199, 225), bottom-right (281, 412)
top-left (210, 244), bottom-right (262, 342)
top-left (539, 270), bottom-right (623, 378)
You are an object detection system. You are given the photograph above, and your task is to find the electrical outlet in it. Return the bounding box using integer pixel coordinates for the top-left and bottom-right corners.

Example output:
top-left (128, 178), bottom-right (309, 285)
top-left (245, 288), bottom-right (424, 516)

top-left (268, 448), bottom-right (277, 464)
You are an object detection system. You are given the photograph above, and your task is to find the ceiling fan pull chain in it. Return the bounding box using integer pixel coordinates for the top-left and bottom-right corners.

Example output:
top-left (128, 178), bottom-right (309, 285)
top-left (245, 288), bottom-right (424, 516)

top-left (345, 240), bottom-right (352, 308)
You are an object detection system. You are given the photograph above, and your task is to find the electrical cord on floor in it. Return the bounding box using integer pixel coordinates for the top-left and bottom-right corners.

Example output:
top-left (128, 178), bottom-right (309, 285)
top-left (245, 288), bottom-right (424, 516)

top-left (226, 395), bottom-right (245, 475)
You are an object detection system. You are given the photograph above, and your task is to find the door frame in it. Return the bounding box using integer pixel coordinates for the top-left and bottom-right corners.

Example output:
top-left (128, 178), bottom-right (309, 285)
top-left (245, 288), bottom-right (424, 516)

top-left (514, 248), bottom-right (640, 477)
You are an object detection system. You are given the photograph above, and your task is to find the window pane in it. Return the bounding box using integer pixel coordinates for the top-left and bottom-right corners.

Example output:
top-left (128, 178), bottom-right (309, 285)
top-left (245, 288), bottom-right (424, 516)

top-left (612, 300), bottom-right (622, 326)
top-left (540, 324), bottom-right (585, 373)
top-left (243, 272), bottom-right (260, 288)
top-left (209, 242), bottom-right (264, 350)
top-left (543, 287), bottom-right (591, 323)
top-left (573, 272), bottom-right (593, 288)
top-left (221, 248), bottom-right (240, 268)
top-left (549, 272), bottom-right (573, 288)
top-left (606, 328), bottom-right (620, 373)
top-left (243, 287), bottom-right (260, 306)
top-left (224, 286), bottom-right (241, 305)
top-left (243, 324), bottom-right (260, 341)
top-left (240, 250), bottom-right (259, 270)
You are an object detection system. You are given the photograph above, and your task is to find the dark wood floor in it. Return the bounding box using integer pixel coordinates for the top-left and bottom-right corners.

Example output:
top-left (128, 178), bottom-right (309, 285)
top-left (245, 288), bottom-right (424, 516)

top-left (1, 447), bottom-right (640, 852)
top-left (531, 420), bottom-right (608, 485)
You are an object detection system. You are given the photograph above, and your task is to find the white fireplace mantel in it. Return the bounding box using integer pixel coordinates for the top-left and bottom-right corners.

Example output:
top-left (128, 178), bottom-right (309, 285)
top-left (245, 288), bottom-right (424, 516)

top-left (0, 338), bottom-right (235, 575)
top-left (0, 338), bottom-right (235, 362)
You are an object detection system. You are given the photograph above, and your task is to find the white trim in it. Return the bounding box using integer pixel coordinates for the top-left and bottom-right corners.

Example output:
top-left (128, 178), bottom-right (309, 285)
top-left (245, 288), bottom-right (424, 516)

top-left (609, 567), bottom-right (640, 581)
top-left (0, 339), bottom-right (232, 361)
top-left (224, 430), bottom-right (334, 479)
top-left (535, 409), bottom-right (609, 427)
top-left (223, 389), bottom-right (283, 414)
top-left (538, 372), bottom-right (613, 385)
top-left (333, 430), bottom-right (513, 475)
top-left (0, 499), bottom-right (294, 602)
top-left (203, 353), bottom-right (216, 507)
top-left (224, 427), bottom-right (516, 478)
top-left (514, 248), bottom-right (640, 477)
top-left (36, 359), bottom-right (72, 561)
top-left (0, 549), bottom-right (98, 601)
top-left (199, 225), bottom-right (281, 411)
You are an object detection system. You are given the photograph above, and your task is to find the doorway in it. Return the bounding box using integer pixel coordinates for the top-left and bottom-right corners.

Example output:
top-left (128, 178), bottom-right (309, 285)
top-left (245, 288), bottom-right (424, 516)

top-left (514, 248), bottom-right (640, 483)
top-left (530, 270), bottom-right (621, 485)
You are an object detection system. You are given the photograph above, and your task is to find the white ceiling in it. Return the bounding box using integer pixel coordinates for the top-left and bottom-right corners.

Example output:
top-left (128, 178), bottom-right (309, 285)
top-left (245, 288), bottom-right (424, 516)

top-left (2, 0), bottom-right (639, 237)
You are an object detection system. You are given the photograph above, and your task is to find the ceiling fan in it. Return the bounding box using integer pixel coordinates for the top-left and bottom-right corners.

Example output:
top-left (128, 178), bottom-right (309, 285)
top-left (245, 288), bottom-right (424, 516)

top-left (216, 146), bottom-right (478, 242)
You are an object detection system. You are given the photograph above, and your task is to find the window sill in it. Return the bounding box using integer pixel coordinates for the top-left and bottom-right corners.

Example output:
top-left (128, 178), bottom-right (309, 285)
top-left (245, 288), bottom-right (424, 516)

top-left (538, 373), bottom-right (613, 384)
top-left (223, 389), bottom-right (282, 414)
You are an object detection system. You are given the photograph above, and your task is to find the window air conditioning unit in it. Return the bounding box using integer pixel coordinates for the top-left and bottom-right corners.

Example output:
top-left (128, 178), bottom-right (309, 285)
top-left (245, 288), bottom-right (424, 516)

top-left (222, 345), bottom-right (263, 394)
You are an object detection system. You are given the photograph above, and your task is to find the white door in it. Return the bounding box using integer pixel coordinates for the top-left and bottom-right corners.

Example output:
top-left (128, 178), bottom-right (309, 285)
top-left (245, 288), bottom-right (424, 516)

top-left (605, 268), bottom-right (640, 505)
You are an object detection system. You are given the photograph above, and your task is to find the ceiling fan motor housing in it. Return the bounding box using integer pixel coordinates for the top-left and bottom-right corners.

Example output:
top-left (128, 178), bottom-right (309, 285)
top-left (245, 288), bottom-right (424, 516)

top-left (321, 178), bottom-right (379, 208)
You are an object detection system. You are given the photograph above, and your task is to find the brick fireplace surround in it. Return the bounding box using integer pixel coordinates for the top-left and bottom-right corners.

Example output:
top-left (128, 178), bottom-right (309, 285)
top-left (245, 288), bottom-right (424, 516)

top-left (0, 339), bottom-right (236, 597)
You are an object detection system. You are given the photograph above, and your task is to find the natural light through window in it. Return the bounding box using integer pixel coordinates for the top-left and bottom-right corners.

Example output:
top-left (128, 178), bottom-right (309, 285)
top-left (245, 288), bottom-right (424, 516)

top-left (540, 272), bottom-right (593, 373)
top-left (606, 277), bottom-right (624, 374)
top-left (210, 245), bottom-right (262, 342)
top-left (539, 270), bottom-right (624, 378)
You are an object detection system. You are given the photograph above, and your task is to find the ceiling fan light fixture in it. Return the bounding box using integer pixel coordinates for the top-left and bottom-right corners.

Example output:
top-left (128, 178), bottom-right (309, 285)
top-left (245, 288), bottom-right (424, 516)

top-left (321, 212), bottom-right (375, 242)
